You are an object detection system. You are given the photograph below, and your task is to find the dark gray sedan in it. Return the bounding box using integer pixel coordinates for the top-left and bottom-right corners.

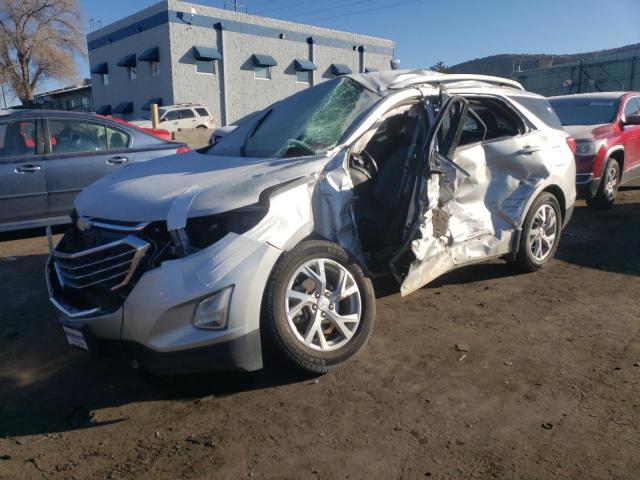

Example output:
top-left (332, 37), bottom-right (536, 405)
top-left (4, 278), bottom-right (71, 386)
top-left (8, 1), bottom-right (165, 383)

top-left (0, 110), bottom-right (188, 233)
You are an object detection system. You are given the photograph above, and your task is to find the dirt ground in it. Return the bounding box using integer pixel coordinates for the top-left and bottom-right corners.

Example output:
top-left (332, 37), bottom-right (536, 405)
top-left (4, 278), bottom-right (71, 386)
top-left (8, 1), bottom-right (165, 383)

top-left (1, 185), bottom-right (639, 480)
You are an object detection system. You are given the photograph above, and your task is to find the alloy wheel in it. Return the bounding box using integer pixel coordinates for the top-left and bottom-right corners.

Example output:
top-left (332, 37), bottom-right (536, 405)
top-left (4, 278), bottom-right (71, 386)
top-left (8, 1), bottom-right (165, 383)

top-left (604, 163), bottom-right (619, 201)
top-left (528, 204), bottom-right (558, 262)
top-left (285, 258), bottom-right (362, 352)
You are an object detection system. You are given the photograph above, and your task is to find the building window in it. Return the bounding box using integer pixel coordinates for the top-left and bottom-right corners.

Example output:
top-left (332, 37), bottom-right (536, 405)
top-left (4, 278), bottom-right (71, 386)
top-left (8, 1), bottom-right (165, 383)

top-left (296, 70), bottom-right (312, 84)
top-left (128, 66), bottom-right (137, 80)
top-left (255, 65), bottom-right (271, 80)
top-left (196, 59), bottom-right (215, 75)
top-left (151, 61), bottom-right (160, 76)
top-left (102, 73), bottom-right (109, 86)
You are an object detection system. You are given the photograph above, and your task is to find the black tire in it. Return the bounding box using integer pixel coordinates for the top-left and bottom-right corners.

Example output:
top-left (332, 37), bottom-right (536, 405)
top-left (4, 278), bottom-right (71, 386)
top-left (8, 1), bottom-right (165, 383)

top-left (513, 192), bottom-right (562, 272)
top-left (196, 125), bottom-right (207, 130)
top-left (586, 159), bottom-right (620, 209)
top-left (263, 240), bottom-right (376, 374)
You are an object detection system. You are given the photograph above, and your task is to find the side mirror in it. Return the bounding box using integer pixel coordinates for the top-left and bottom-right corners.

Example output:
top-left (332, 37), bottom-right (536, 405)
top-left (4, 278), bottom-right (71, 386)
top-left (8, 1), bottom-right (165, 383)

top-left (623, 114), bottom-right (640, 126)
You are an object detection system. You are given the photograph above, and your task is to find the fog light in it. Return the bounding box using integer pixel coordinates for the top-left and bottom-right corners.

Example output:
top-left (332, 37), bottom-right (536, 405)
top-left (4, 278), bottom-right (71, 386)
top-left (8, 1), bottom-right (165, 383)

top-left (193, 286), bottom-right (233, 330)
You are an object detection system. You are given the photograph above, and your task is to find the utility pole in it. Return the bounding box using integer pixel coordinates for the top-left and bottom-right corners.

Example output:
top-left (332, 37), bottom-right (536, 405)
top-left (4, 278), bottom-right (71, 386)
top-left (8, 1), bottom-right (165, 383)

top-left (224, 0), bottom-right (246, 12)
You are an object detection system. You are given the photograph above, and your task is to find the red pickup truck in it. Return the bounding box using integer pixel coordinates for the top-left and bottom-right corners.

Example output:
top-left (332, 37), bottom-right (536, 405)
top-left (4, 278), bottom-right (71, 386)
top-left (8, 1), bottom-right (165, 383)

top-left (549, 92), bottom-right (640, 208)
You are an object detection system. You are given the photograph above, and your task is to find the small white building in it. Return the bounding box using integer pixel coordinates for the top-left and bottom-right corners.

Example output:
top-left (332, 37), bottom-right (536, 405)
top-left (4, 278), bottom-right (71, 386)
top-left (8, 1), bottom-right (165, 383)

top-left (87, 0), bottom-right (396, 125)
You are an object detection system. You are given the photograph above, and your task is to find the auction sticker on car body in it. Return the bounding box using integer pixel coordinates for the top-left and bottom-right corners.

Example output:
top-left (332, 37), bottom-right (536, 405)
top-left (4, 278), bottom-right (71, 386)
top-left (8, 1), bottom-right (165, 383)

top-left (62, 326), bottom-right (89, 351)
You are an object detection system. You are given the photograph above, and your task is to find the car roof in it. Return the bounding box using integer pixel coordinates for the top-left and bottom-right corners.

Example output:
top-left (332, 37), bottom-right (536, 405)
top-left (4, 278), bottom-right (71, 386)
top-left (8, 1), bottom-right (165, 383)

top-left (549, 92), bottom-right (632, 101)
top-left (1, 109), bottom-right (117, 120)
top-left (349, 69), bottom-right (525, 96)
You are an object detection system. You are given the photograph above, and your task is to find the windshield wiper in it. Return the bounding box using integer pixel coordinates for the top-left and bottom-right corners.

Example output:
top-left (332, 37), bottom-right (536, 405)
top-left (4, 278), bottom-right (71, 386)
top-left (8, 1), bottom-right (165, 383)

top-left (240, 108), bottom-right (272, 157)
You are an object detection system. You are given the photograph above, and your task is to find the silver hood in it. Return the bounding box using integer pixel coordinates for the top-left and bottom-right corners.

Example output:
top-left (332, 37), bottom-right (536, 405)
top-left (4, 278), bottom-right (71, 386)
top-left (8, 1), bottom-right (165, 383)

top-left (74, 151), bottom-right (330, 224)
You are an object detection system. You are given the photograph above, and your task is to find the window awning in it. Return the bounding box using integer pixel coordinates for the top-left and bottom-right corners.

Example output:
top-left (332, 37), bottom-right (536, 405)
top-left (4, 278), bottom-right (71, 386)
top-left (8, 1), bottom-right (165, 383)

top-left (96, 105), bottom-right (111, 115)
top-left (252, 54), bottom-right (277, 67)
top-left (193, 46), bottom-right (222, 61)
top-left (294, 59), bottom-right (317, 72)
top-left (117, 54), bottom-right (136, 67)
top-left (142, 98), bottom-right (163, 111)
top-left (331, 64), bottom-right (352, 76)
top-left (113, 102), bottom-right (133, 114)
top-left (365, 67), bottom-right (379, 73)
top-left (139, 47), bottom-right (160, 62)
top-left (91, 63), bottom-right (109, 75)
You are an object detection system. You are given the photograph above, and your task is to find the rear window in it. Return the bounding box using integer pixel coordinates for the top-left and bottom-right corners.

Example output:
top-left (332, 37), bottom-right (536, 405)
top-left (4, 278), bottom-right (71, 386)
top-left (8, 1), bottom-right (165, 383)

top-left (180, 109), bottom-right (195, 119)
top-left (547, 96), bottom-right (620, 126)
top-left (195, 108), bottom-right (209, 117)
top-left (510, 96), bottom-right (563, 130)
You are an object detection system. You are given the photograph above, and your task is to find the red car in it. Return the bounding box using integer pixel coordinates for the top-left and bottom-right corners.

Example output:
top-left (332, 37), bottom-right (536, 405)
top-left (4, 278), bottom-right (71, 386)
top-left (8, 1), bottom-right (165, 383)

top-left (549, 92), bottom-right (640, 208)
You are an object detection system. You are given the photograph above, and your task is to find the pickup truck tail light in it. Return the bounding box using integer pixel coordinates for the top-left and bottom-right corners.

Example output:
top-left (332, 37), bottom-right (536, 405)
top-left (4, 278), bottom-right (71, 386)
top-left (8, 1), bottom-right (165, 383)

top-left (176, 146), bottom-right (190, 154)
top-left (566, 137), bottom-right (576, 155)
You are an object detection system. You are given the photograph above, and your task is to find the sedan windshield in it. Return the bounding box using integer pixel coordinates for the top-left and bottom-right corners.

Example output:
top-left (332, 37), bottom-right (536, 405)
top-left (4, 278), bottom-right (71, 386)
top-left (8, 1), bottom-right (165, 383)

top-left (549, 97), bottom-right (620, 126)
top-left (207, 78), bottom-right (380, 158)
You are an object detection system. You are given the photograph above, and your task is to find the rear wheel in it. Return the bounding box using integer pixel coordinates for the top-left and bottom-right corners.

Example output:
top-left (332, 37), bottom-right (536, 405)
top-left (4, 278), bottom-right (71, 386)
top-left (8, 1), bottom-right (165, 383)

top-left (513, 192), bottom-right (562, 272)
top-left (263, 241), bottom-right (375, 373)
top-left (587, 159), bottom-right (619, 209)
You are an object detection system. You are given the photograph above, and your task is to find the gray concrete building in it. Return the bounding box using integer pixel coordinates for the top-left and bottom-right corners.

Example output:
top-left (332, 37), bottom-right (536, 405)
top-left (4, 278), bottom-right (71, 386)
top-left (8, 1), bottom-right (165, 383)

top-left (87, 0), bottom-right (396, 126)
top-left (34, 81), bottom-right (93, 112)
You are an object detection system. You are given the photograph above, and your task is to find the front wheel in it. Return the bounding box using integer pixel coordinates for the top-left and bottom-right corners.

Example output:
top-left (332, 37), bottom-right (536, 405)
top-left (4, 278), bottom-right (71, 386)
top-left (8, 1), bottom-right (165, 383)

top-left (263, 240), bottom-right (375, 373)
top-left (512, 192), bottom-right (562, 272)
top-left (587, 159), bottom-right (619, 209)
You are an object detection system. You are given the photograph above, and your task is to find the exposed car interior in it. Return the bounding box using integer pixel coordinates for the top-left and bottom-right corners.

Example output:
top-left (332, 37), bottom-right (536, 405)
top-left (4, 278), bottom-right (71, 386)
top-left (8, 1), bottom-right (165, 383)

top-left (458, 97), bottom-right (524, 146)
top-left (349, 104), bottom-right (427, 272)
top-left (0, 121), bottom-right (37, 156)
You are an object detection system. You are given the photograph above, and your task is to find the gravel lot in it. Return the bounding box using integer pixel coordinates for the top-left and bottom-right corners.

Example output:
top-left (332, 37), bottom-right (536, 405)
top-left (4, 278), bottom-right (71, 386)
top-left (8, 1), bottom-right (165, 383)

top-left (0, 184), bottom-right (639, 480)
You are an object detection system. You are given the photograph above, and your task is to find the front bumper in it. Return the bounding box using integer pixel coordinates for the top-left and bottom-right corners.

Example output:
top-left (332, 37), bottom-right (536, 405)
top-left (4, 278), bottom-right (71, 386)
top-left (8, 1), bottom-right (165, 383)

top-left (48, 233), bottom-right (282, 373)
top-left (575, 173), bottom-right (601, 200)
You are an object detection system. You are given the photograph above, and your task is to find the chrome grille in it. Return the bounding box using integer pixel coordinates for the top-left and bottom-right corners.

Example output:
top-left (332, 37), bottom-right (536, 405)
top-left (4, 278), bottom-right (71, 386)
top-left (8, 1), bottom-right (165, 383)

top-left (52, 235), bottom-right (149, 291)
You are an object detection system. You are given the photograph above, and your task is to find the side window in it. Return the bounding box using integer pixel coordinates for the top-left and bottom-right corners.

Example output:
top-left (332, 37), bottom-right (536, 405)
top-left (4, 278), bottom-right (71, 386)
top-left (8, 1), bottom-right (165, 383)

top-left (623, 97), bottom-right (640, 117)
top-left (509, 96), bottom-right (563, 130)
top-left (179, 109), bottom-right (195, 119)
top-left (457, 98), bottom-right (523, 147)
top-left (106, 126), bottom-right (130, 149)
top-left (163, 111), bottom-right (180, 121)
top-left (0, 120), bottom-right (38, 157)
top-left (195, 107), bottom-right (209, 117)
top-left (49, 119), bottom-right (107, 154)
top-left (459, 111), bottom-right (487, 146)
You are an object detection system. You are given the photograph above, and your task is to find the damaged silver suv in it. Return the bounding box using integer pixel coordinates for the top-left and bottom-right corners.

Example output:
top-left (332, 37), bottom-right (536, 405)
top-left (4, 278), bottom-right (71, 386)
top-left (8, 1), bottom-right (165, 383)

top-left (47, 71), bottom-right (576, 374)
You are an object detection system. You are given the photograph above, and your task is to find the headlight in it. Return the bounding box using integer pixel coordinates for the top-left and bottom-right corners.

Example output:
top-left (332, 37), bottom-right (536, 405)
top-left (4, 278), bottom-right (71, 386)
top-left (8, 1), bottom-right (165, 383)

top-left (575, 139), bottom-right (607, 156)
top-left (193, 286), bottom-right (233, 330)
top-left (186, 204), bottom-right (268, 249)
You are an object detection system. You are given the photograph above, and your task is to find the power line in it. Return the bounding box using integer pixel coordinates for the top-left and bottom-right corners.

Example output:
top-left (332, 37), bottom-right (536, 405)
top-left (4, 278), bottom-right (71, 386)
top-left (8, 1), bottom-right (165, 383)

top-left (255, 0), bottom-right (319, 15)
top-left (283, 0), bottom-right (384, 20)
top-left (301, 0), bottom-right (420, 23)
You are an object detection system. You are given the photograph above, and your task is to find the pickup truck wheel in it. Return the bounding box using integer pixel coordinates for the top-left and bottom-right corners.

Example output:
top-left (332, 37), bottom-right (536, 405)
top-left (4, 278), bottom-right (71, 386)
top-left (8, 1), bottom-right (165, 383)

top-left (513, 192), bottom-right (562, 272)
top-left (263, 240), bottom-right (375, 373)
top-left (587, 159), bottom-right (619, 209)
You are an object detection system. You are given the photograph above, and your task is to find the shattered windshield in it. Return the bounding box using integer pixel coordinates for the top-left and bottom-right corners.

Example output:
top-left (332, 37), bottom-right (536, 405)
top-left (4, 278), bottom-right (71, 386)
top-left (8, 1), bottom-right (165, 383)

top-left (207, 78), bottom-right (380, 158)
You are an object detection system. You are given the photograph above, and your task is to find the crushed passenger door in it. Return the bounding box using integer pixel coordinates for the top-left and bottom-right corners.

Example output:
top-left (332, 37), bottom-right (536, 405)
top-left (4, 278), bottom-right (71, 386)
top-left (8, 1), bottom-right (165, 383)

top-left (390, 95), bottom-right (470, 296)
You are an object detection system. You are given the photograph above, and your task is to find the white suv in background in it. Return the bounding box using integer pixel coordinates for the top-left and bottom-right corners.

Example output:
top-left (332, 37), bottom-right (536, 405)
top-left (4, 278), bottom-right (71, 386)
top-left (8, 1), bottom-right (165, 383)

top-left (132, 104), bottom-right (215, 132)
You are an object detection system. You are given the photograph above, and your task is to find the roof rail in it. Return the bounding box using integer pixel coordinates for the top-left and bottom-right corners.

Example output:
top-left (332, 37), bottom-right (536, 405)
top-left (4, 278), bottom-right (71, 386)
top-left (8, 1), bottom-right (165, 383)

top-left (389, 73), bottom-right (525, 91)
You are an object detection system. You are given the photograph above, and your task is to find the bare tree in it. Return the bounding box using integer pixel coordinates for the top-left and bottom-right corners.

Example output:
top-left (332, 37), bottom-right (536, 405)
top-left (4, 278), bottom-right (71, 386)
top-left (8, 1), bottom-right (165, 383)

top-left (0, 0), bottom-right (84, 106)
